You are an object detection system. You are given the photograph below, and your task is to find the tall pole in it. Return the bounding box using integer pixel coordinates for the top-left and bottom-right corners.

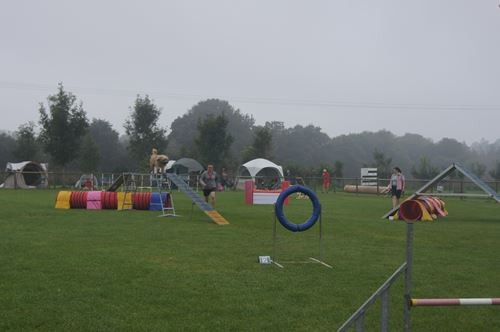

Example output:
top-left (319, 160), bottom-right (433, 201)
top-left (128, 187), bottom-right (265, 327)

top-left (319, 212), bottom-right (323, 261)
top-left (403, 221), bottom-right (414, 331)
top-left (272, 211), bottom-right (277, 262)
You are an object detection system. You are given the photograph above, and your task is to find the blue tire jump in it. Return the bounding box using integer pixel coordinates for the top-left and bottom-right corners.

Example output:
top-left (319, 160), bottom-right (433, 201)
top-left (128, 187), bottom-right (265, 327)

top-left (274, 185), bottom-right (321, 232)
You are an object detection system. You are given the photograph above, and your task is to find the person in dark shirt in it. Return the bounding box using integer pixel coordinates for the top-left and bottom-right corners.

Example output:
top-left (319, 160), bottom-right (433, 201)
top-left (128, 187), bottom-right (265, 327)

top-left (384, 167), bottom-right (405, 208)
top-left (199, 164), bottom-right (219, 208)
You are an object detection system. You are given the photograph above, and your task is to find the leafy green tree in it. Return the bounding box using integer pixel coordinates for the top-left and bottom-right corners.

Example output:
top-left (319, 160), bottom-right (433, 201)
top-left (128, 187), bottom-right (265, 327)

top-left (38, 83), bottom-right (89, 169)
top-left (272, 124), bottom-right (332, 166)
top-left (328, 130), bottom-right (396, 177)
top-left (411, 156), bottom-right (439, 179)
top-left (168, 99), bottom-right (253, 162)
top-left (434, 138), bottom-right (471, 161)
top-left (264, 121), bottom-right (285, 132)
top-left (489, 161), bottom-right (500, 180)
top-left (0, 131), bottom-right (16, 166)
top-left (469, 161), bottom-right (486, 178)
top-left (334, 160), bottom-right (344, 178)
top-left (372, 149), bottom-right (392, 179)
top-left (12, 122), bottom-right (40, 161)
top-left (194, 114), bottom-right (233, 167)
top-left (242, 126), bottom-right (273, 162)
top-left (124, 95), bottom-right (167, 169)
top-left (79, 133), bottom-right (100, 173)
top-left (88, 119), bottom-right (131, 172)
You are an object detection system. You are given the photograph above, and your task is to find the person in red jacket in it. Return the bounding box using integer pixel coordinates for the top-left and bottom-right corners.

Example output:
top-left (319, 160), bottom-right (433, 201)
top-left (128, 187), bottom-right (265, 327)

top-left (322, 169), bottom-right (330, 193)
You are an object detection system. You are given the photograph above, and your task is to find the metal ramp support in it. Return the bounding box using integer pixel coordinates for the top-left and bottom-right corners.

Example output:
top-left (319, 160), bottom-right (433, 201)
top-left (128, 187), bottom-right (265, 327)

top-left (166, 173), bottom-right (229, 225)
top-left (151, 174), bottom-right (177, 217)
top-left (454, 163), bottom-right (500, 202)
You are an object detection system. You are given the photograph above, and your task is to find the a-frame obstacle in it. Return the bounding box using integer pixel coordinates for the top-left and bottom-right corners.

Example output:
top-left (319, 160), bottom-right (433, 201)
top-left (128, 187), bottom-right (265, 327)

top-left (166, 173), bottom-right (229, 225)
top-left (382, 162), bottom-right (500, 219)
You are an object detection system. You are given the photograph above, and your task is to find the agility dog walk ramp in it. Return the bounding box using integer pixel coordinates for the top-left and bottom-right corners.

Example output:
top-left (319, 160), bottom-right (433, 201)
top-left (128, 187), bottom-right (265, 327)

top-left (106, 173), bottom-right (132, 192)
top-left (382, 162), bottom-right (500, 219)
top-left (166, 173), bottom-right (229, 225)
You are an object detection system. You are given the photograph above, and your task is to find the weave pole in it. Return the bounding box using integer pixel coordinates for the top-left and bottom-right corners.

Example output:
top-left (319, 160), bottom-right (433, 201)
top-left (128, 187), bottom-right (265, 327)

top-left (411, 298), bottom-right (500, 307)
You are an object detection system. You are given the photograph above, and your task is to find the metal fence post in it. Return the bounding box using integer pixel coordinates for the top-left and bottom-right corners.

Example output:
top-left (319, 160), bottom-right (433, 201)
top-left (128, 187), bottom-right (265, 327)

top-left (381, 288), bottom-right (390, 332)
top-left (355, 314), bottom-right (364, 332)
top-left (403, 222), bottom-right (414, 332)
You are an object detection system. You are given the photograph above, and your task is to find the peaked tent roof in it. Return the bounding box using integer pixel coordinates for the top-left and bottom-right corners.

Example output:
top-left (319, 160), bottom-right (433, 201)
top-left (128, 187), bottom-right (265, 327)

top-left (171, 158), bottom-right (204, 173)
top-left (240, 158), bottom-right (284, 178)
top-left (382, 162), bottom-right (500, 219)
top-left (1, 161), bottom-right (48, 189)
top-left (165, 160), bottom-right (176, 171)
top-left (6, 161), bottom-right (48, 172)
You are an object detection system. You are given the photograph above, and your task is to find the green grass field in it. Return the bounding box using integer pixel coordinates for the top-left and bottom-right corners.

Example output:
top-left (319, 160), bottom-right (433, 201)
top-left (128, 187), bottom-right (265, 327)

top-left (1, 189), bottom-right (499, 331)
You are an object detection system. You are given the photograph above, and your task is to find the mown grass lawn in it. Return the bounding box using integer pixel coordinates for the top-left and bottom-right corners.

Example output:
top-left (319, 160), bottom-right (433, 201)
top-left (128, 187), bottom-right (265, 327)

top-left (0, 189), bottom-right (499, 331)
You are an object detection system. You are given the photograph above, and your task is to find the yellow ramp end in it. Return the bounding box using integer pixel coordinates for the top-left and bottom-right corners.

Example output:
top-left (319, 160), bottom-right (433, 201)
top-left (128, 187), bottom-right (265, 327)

top-left (205, 211), bottom-right (230, 225)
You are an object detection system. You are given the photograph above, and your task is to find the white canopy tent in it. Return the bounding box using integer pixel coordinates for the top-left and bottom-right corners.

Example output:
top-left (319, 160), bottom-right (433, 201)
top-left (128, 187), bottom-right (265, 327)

top-left (236, 158), bottom-right (284, 190)
top-left (1, 161), bottom-right (49, 189)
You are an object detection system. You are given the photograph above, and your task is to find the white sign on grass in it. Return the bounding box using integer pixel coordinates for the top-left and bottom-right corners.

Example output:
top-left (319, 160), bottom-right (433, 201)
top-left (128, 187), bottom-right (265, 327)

top-left (258, 256), bottom-right (272, 264)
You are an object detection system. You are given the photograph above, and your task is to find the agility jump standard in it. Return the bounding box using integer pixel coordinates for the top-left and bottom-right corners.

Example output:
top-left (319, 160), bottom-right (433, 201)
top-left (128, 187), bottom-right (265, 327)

top-left (339, 219), bottom-right (500, 331)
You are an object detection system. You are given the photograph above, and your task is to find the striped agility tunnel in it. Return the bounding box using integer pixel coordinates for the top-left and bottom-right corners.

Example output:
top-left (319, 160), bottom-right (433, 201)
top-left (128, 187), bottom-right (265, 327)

top-left (411, 298), bottom-right (500, 307)
top-left (393, 196), bottom-right (448, 222)
top-left (55, 191), bottom-right (172, 211)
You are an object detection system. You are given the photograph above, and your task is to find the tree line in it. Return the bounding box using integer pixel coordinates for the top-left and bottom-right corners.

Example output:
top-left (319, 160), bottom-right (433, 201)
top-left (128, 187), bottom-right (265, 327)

top-left (1, 83), bottom-right (499, 181)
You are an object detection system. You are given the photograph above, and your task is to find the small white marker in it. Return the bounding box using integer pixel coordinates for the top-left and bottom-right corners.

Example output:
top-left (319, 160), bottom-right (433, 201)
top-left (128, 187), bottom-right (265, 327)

top-left (258, 256), bottom-right (272, 265)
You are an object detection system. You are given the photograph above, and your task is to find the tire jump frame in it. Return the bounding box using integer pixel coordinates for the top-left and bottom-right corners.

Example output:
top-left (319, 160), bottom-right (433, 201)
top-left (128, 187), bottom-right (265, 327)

top-left (271, 185), bottom-right (331, 268)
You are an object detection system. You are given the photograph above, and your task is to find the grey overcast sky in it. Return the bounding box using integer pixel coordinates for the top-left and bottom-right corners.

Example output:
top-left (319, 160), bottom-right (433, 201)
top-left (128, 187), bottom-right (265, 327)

top-left (1, 0), bottom-right (499, 145)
